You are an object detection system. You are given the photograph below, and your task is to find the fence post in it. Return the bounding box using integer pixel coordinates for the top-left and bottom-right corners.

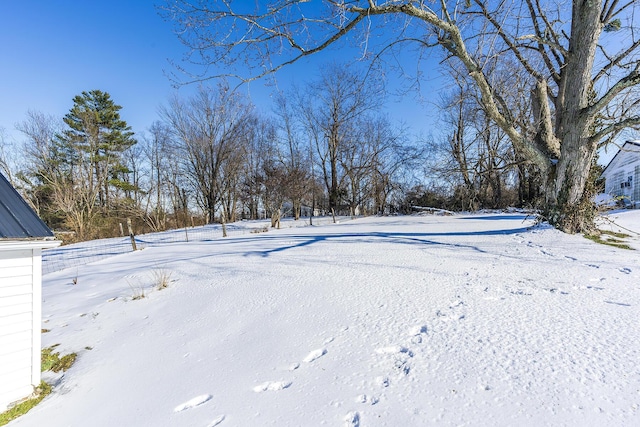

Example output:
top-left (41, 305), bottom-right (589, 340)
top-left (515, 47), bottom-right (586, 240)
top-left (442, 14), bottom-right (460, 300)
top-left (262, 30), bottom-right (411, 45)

top-left (127, 218), bottom-right (137, 251)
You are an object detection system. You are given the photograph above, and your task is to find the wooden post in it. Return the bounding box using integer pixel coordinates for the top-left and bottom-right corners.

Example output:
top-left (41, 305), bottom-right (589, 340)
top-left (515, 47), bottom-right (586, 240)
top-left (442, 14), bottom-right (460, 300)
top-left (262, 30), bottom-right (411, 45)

top-left (127, 218), bottom-right (137, 251)
top-left (182, 188), bottom-right (189, 242)
top-left (119, 223), bottom-right (124, 237)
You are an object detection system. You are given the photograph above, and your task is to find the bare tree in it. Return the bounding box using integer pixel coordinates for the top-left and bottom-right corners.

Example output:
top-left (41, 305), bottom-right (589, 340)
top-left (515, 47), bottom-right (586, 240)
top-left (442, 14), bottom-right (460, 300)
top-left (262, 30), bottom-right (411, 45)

top-left (136, 122), bottom-right (174, 231)
top-left (297, 63), bottom-right (382, 217)
top-left (17, 110), bottom-right (101, 239)
top-left (240, 116), bottom-right (271, 220)
top-left (0, 128), bottom-right (16, 183)
top-left (435, 72), bottom-right (518, 211)
top-left (340, 116), bottom-right (407, 216)
top-left (273, 92), bottom-right (311, 220)
top-left (160, 84), bottom-right (253, 225)
top-left (162, 0), bottom-right (640, 232)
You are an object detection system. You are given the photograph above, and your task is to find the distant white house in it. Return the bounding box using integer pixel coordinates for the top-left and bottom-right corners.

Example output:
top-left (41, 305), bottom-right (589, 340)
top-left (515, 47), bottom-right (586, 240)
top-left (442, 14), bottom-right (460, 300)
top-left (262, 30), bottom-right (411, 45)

top-left (0, 173), bottom-right (59, 411)
top-left (601, 140), bottom-right (640, 207)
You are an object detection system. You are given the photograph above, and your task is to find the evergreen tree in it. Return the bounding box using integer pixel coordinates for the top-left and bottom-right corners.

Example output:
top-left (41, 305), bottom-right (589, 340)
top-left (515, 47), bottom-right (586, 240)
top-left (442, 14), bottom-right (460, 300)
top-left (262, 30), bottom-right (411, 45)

top-left (57, 90), bottom-right (136, 208)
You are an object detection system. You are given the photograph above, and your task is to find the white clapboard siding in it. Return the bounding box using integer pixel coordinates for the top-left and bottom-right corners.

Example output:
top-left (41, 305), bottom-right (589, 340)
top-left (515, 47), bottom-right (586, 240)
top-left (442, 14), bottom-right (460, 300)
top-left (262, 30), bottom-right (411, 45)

top-left (0, 346), bottom-right (31, 367)
top-left (0, 293), bottom-right (33, 310)
top-left (0, 311), bottom-right (32, 329)
top-left (0, 385), bottom-right (33, 410)
top-left (0, 328), bottom-right (33, 350)
top-left (0, 247), bottom-right (36, 411)
top-left (0, 351), bottom-right (31, 376)
top-left (603, 142), bottom-right (640, 199)
top-left (0, 265), bottom-right (33, 280)
top-left (0, 282), bottom-right (32, 298)
top-left (0, 240), bottom-right (56, 411)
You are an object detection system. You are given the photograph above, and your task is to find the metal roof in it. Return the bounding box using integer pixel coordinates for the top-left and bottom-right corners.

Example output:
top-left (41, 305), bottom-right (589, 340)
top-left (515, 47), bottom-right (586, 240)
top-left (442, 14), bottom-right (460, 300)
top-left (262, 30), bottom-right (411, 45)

top-left (0, 172), bottom-right (54, 239)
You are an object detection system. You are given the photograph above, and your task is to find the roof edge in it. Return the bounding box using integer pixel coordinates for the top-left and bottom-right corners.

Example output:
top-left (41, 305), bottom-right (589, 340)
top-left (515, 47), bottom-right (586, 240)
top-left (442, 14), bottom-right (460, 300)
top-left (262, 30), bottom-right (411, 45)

top-left (602, 140), bottom-right (640, 174)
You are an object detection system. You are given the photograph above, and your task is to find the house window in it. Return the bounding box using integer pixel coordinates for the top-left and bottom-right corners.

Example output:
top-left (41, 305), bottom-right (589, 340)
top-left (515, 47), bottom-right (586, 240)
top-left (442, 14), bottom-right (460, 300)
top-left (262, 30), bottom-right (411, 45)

top-left (612, 171), bottom-right (625, 196)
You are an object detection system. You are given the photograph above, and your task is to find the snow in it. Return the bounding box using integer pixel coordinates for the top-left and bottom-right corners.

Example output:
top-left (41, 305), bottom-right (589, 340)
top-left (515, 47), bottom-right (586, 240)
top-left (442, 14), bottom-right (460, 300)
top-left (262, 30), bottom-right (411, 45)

top-left (8, 211), bottom-right (640, 426)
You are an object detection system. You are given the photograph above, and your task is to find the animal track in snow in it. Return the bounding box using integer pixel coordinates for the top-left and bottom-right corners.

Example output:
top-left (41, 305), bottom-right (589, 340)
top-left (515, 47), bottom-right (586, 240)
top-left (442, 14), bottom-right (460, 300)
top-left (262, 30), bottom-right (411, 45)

top-left (344, 411), bottom-right (360, 427)
top-left (303, 348), bottom-right (327, 363)
top-left (619, 267), bottom-right (632, 274)
top-left (394, 359), bottom-right (411, 375)
top-left (509, 288), bottom-right (533, 296)
top-left (375, 345), bottom-right (413, 357)
top-left (408, 325), bottom-right (428, 343)
top-left (173, 394), bottom-right (212, 412)
top-left (253, 381), bottom-right (292, 392)
top-left (449, 300), bottom-right (464, 308)
top-left (545, 287), bottom-right (569, 295)
top-left (436, 298), bottom-right (466, 321)
top-left (356, 394), bottom-right (379, 405)
top-left (207, 415), bottom-right (225, 427)
top-left (408, 325), bottom-right (427, 335)
top-left (436, 309), bottom-right (465, 321)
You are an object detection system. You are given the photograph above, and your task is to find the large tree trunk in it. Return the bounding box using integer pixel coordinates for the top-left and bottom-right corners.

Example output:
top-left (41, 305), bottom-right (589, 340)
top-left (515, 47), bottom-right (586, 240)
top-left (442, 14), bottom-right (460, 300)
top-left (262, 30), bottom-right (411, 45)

top-left (293, 198), bottom-right (301, 220)
top-left (544, 125), bottom-right (597, 233)
top-left (543, 1), bottom-right (601, 233)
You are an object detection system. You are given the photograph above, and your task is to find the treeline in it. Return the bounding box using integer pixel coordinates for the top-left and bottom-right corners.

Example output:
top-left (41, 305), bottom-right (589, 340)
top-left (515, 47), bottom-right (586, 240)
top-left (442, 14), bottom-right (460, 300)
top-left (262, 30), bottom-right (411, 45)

top-left (5, 64), bottom-right (544, 242)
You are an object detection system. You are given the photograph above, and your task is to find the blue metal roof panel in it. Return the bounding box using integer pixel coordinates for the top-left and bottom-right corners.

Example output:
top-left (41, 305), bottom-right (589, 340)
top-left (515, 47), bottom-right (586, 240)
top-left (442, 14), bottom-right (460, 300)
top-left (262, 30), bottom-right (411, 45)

top-left (0, 173), bottom-right (54, 239)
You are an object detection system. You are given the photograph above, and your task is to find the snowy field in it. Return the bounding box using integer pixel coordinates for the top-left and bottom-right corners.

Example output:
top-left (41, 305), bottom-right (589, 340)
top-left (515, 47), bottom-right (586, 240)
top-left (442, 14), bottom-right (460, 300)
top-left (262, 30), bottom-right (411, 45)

top-left (10, 211), bottom-right (640, 427)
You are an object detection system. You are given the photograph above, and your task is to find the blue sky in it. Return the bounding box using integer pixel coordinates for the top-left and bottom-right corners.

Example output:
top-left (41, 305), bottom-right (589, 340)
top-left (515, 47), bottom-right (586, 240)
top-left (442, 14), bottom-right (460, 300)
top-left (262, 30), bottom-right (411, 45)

top-left (0, 1), bottom-right (437, 152)
top-left (0, 1), bottom-right (622, 167)
top-left (0, 1), bottom-right (186, 143)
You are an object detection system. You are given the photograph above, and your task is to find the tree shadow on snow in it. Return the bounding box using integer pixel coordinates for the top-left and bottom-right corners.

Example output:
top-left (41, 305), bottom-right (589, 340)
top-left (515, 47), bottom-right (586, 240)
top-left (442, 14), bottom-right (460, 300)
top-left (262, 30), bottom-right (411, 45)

top-left (244, 226), bottom-right (532, 258)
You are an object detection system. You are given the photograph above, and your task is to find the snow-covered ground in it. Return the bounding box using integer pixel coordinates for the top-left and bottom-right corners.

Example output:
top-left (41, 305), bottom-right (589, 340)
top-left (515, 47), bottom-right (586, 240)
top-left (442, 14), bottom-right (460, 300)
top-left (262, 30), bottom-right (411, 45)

top-left (10, 211), bottom-right (640, 427)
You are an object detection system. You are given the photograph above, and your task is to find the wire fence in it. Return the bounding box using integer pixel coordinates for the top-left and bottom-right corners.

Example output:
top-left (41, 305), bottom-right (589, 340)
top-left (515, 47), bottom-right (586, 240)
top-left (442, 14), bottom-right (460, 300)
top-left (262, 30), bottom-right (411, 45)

top-left (42, 216), bottom-right (352, 275)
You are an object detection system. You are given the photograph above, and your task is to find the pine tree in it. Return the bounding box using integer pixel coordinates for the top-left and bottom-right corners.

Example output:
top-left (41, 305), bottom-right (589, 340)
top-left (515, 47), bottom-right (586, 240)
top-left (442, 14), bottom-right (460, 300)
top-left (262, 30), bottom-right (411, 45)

top-left (57, 90), bottom-right (136, 209)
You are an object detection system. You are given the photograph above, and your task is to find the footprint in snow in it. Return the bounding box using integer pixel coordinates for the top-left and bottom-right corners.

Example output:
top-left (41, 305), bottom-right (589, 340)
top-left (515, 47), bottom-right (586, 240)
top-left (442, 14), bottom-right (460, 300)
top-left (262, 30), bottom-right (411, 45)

top-left (409, 325), bottom-right (428, 335)
top-left (344, 411), bottom-right (360, 427)
top-left (207, 415), bottom-right (225, 427)
top-left (303, 348), bottom-right (327, 363)
top-left (253, 381), bottom-right (292, 392)
top-left (449, 300), bottom-right (464, 308)
top-left (409, 325), bottom-right (428, 344)
top-left (173, 394), bottom-right (212, 412)
top-left (375, 346), bottom-right (413, 357)
top-left (376, 376), bottom-right (390, 388)
top-left (619, 267), bottom-right (632, 274)
top-left (436, 309), bottom-right (465, 321)
top-left (356, 394), bottom-right (379, 405)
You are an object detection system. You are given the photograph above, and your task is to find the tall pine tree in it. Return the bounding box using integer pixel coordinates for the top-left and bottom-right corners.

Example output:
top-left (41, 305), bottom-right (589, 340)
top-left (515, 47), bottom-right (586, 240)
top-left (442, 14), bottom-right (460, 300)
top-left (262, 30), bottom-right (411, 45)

top-left (57, 90), bottom-right (136, 209)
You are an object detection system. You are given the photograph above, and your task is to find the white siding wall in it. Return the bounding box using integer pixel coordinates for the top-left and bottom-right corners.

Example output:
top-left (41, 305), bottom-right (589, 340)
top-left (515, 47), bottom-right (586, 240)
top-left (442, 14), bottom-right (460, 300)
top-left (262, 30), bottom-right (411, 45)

top-left (603, 143), bottom-right (640, 202)
top-left (0, 247), bottom-right (41, 411)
